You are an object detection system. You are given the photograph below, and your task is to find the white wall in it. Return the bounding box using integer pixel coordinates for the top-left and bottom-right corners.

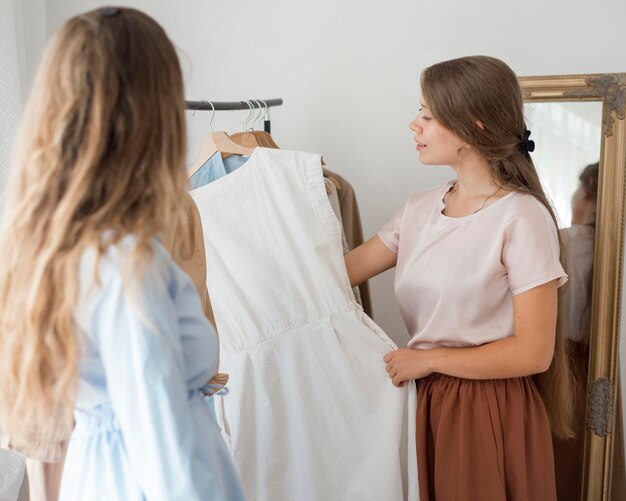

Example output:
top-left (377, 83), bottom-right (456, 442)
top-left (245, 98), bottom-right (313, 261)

top-left (13, 0), bottom-right (47, 97)
top-left (0, 0), bottom-right (46, 199)
top-left (43, 0), bottom-right (626, 347)
top-left (0, 0), bottom-right (23, 198)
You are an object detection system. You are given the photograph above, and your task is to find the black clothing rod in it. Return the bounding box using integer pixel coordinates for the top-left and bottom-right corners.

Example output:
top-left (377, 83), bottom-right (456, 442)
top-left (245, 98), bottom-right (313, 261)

top-left (185, 99), bottom-right (283, 111)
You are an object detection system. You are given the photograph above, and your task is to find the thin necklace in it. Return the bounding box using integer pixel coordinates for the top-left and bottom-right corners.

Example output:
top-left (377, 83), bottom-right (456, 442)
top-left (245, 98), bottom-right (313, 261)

top-left (472, 186), bottom-right (502, 214)
top-left (448, 183), bottom-right (503, 215)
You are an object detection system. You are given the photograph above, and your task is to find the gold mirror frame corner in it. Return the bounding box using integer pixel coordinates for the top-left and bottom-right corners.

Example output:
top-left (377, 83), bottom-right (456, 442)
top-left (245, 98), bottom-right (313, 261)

top-left (520, 73), bottom-right (626, 500)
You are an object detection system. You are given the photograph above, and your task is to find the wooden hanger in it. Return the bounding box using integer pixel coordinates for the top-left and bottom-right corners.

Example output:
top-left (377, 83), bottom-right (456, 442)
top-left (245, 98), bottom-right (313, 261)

top-left (187, 101), bottom-right (254, 180)
top-left (232, 100), bottom-right (281, 150)
top-left (254, 130), bottom-right (280, 148)
top-left (230, 131), bottom-right (280, 149)
top-left (187, 131), bottom-right (254, 180)
top-left (222, 133), bottom-right (265, 161)
top-left (223, 101), bottom-right (279, 158)
top-left (229, 131), bottom-right (264, 149)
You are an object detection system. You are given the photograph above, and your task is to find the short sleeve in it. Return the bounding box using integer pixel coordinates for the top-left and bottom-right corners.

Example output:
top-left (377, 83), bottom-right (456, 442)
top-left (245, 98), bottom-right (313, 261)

top-left (502, 198), bottom-right (568, 295)
top-left (377, 206), bottom-right (406, 253)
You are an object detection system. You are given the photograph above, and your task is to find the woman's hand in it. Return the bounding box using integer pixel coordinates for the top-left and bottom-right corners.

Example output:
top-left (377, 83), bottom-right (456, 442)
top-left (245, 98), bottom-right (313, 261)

top-left (382, 280), bottom-right (560, 383)
top-left (383, 348), bottom-right (433, 387)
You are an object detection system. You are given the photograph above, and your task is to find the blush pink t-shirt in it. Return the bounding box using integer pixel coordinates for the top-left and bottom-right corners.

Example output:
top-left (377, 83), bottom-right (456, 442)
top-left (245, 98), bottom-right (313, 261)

top-left (377, 180), bottom-right (567, 350)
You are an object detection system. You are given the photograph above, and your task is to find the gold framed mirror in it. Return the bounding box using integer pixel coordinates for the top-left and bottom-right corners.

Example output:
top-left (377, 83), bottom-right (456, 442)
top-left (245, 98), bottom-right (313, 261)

top-left (519, 74), bottom-right (626, 501)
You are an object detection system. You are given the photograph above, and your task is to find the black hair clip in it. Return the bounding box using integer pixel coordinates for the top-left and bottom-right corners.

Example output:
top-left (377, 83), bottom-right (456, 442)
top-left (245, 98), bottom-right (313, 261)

top-left (519, 129), bottom-right (535, 154)
top-left (98, 7), bottom-right (122, 18)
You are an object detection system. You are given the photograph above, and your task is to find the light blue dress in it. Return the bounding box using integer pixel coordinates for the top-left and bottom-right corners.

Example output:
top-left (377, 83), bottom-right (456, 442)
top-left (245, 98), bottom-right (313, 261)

top-left (59, 236), bottom-right (245, 501)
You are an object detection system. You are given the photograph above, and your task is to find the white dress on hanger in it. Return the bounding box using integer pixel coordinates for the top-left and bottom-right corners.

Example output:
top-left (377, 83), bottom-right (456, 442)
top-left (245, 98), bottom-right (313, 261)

top-left (190, 148), bottom-right (418, 501)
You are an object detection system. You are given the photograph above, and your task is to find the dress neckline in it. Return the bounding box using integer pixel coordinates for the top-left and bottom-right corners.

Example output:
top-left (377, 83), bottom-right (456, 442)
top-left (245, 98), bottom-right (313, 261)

top-left (438, 180), bottom-right (516, 221)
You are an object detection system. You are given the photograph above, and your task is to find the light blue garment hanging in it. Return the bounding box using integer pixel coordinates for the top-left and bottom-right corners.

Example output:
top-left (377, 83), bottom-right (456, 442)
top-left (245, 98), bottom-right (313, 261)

top-left (59, 236), bottom-right (245, 501)
top-left (188, 153), bottom-right (249, 190)
top-left (187, 152), bottom-right (248, 417)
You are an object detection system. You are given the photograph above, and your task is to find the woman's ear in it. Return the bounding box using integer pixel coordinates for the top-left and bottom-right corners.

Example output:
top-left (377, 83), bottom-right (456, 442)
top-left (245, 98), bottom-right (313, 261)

top-left (458, 143), bottom-right (472, 156)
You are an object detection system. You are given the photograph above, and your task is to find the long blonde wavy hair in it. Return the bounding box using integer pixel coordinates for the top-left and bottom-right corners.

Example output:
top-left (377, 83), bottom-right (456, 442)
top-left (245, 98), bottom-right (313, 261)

top-left (0, 7), bottom-right (187, 452)
top-left (422, 55), bottom-right (574, 439)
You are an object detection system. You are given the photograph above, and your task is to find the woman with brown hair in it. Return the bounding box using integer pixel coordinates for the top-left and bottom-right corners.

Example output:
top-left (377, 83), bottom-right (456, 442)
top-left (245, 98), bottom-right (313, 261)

top-left (0, 7), bottom-right (244, 500)
top-left (345, 55), bottom-right (573, 500)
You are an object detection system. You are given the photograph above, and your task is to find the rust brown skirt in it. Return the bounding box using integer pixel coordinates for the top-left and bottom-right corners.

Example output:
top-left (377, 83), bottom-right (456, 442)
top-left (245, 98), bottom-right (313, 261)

top-left (416, 373), bottom-right (557, 501)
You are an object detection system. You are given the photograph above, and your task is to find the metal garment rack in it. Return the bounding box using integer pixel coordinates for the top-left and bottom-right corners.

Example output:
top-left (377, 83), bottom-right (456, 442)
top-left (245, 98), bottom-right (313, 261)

top-left (185, 98), bottom-right (283, 111)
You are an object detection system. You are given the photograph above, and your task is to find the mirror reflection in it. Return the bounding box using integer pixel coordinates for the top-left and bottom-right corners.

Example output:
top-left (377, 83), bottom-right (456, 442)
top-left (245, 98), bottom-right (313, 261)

top-left (525, 102), bottom-right (602, 229)
top-left (524, 101), bottom-right (626, 500)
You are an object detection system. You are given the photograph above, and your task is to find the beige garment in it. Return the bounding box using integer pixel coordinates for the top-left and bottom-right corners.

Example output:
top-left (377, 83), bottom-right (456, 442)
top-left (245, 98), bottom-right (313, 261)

top-left (322, 167), bottom-right (373, 318)
top-left (0, 428), bottom-right (67, 463)
top-left (25, 458), bottom-right (64, 501)
top-left (163, 192), bottom-right (215, 326)
top-left (1, 432), bottom-right (67, 501)
top-left (324, 177), bottom-right (363, 306)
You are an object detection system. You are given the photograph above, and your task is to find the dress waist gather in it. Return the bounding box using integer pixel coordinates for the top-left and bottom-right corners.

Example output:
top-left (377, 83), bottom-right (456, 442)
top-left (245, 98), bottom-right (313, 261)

top-left (74, 389), bottom-right (207, 435)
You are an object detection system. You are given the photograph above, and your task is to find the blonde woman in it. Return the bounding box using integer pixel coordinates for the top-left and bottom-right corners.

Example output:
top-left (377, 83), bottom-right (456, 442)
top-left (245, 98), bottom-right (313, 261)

top-left (0, 7), bottom-right (244, 501)
top-left (346, 56), bottom-right (573, 500)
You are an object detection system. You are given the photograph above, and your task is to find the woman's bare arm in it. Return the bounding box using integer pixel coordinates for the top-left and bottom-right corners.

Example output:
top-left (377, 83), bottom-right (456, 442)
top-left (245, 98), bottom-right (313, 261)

top-left (384, 280), bottom-right (558, 385)
top-left (344, 236), bottom-right (398, 287)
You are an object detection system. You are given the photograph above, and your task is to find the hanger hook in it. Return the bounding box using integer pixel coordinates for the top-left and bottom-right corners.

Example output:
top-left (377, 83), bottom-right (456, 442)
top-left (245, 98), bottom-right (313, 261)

top-left (252, 99), bottom-right (264, 130)
top-left (260, 99), bottom-right (271, 130)
top-left (260, 99), bottom-right (272, 133)
top-left (247, 100), bottom-right (259, 131)
top-left (241, 100), bottom-right (255, 132)
top-left (200, 100), bottom-right (215, 132)
top-left (250, 99), bottom-right (263, 129)
top-left (259, 99), bottom-right (269, 130)
top-left (245, 99), bottom-right (261, 131)
top-left (259, 99), bottom-right (269, 120)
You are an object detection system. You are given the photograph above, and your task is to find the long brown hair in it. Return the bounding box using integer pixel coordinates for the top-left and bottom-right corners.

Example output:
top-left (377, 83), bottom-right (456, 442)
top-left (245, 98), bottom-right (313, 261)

top-left (421, 55), bottom-right (574, 438)
top-left (0, 7), bottom-right (187, 453)
top-left (580, 162), bottom-right (599, 213)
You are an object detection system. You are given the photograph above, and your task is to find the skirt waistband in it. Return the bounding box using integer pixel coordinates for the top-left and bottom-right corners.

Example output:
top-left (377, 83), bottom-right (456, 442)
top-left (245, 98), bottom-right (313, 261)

top-left (421, 372), bottom-right (536, 385)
